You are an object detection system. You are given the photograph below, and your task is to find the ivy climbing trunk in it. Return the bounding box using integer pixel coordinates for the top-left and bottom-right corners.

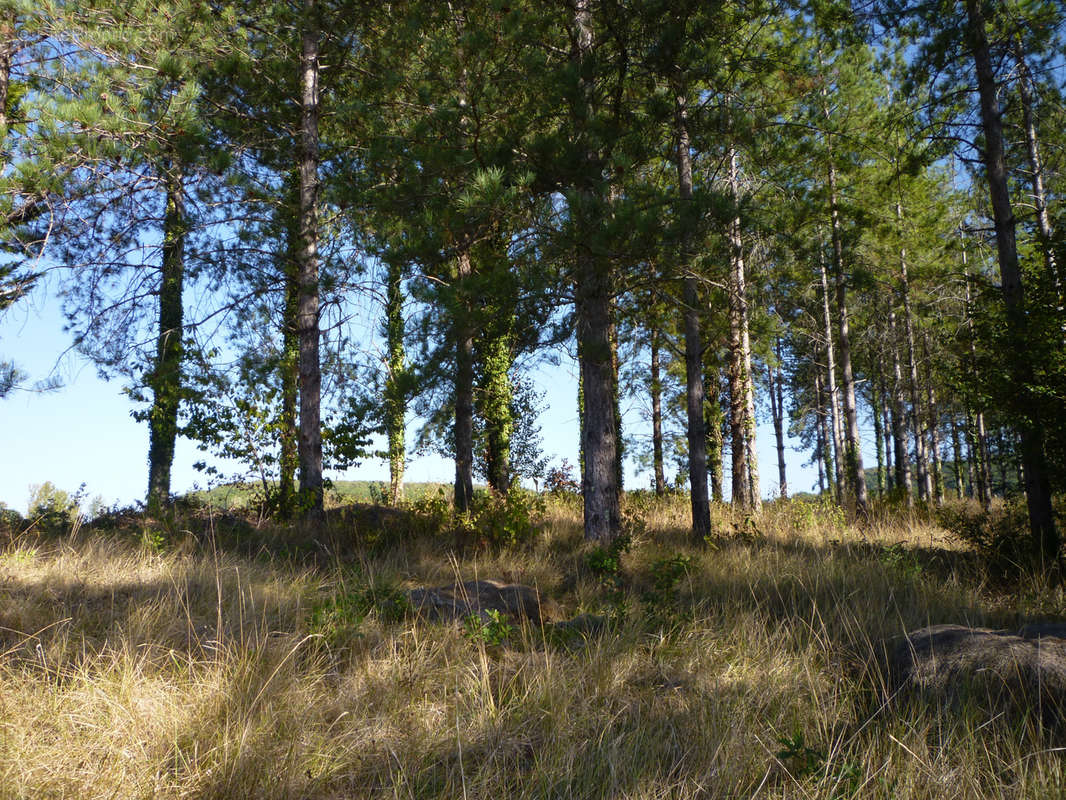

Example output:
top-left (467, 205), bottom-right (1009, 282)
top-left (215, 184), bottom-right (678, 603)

top-left (454, 248), bottom-right (475, 512)
top-left (966, 0), bottom-right (1058, 561)
top-left (146, 160), bottom-right (186, 516)
top-left (477, 306), bottom-right (514, 494)
top-left (278, 212), bottom-right (300, 519)
top-left (296, 1), bottom-right (323, 514)
top-left (384, 257), bottom-right (407, 505)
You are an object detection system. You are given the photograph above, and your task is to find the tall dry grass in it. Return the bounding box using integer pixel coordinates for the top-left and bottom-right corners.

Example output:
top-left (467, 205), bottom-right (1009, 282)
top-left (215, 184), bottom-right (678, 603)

top-left (0, 494), bottom-right (1063, 799)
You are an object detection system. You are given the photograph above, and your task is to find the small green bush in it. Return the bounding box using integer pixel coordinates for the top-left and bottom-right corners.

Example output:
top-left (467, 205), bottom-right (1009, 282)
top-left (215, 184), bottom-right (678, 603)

top-left (462, 609), bottom-right (513, 647)
top-left (937, 501), bottom-right (1038, 577)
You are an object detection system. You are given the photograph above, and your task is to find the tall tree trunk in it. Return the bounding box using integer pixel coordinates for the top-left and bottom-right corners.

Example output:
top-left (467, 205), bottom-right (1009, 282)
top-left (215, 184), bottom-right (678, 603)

top-left (814, 370), bottom-right (827, 495)
top-left (1014, 42), bottom-right (1065, 316)
top-left (478, 311), bottom-right (514, 494)
top-left (819, 249), bottom-right (844, 503)
top-left (296, 3), bottom-right (323, 513)
top-left (650, 328), bottom-right (666, 497)
top-left (881, 385), bottom-right (895, 493)
top-left (923, 333), bottom-right (945, 507)
top-left (966, 0), bottom-right (1058, 561)
top-left (610, 320), bottom-right (623, 493)
top-left (949, 409), bottom-right (965, 500)
top-left (871, 377), bottom-right (885, 498)
top-left (898, 212), bottom-right (930, 503)
top-left (768, 342), bottom-right (787, 499)
top-left (963, 268), bottom-right (992, 508)
top-left (704, 361), bottom-right (725, 503)
top-left (278, 222), bottom-right (300, 518)
top-left (826, 158), bottom-right (867, 515)
top-left (727, 147), bottom-right (759, 511)
top-left (453, 248), bottom-right (475, 512)
top-left (384, 258), bottom-right (407, 505)
top-left (572, 0), bottom-right (620, 542)
top-left (146, 160), bottom-right (186, 516)
top-left (887, 304), bottom-right (912, 504)
top-left (676, 88), bottom-right (711, 538)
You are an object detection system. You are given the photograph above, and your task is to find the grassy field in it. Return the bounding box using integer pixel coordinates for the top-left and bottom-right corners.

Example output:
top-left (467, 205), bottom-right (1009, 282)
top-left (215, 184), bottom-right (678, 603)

top-left (1, 494), bottom-right (1064, 799)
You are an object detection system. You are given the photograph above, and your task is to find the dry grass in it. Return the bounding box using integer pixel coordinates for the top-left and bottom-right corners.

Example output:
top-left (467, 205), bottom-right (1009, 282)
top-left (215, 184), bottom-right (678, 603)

top-left (1, 495), bottom-right (1064, 799)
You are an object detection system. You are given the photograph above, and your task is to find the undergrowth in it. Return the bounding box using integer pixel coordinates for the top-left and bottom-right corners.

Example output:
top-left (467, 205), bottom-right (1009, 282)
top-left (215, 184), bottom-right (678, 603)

top-left (0, 493), bottom-right (1063, 799)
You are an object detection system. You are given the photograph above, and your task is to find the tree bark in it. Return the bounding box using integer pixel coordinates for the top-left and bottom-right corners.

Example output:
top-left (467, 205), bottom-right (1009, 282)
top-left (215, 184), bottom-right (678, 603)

top-left (650, 328), bottom-right (666, 496)
top-left (814, 369), bottom-right (831, 496)
top-left (571, 0), bottom-right (620, 542)
top-left (478, 309), bottom-right (514, 494)
top-left (922, 333), bottom-right (945, 507)
top-left (768, 340), bottom-right (787, 499)
top-left (146, 160), bottom-right (185, 516)
top-left (296, 2), bottom-right (323, 514)
top-left (871, 377), bottom-right (885, 498)
top-left (897, 206), bottom-right (930, 503)
top-left (881, 382), bottom-right (895, 493)
top-left (819, 248), bottom-right (844, 503)
top-left (727, 147), bottom-right (759, 511)
top-left (887, 304), bottom-right (912, 504)
top-left (704, 361), bottom-right (725, 503)
top-left (676, 88), bottom-right (711, 538)
top-left (278, 208), bottom-right (300, 518)
top-left (384, 257), bottom-right (407, 505)
top-left (949, 409), bottom-right (965, 500)
top-left (966, 0), bottom-right (1058, 561)
top-left (827, 158), bottom-right (867, 515)
top-left (453, 248), bottom-right (475, 512)
top-left (1013, 41), bottom-right (1064, 316)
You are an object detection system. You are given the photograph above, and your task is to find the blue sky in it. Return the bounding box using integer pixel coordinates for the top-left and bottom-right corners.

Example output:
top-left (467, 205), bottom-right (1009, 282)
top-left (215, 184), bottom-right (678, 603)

top-left (1, 283), bottom-right (822, 515)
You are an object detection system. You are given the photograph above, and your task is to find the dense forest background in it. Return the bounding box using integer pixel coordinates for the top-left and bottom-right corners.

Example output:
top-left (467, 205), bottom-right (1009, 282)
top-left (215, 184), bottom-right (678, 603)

top-left (1, 0), bottom-right (1064, 558)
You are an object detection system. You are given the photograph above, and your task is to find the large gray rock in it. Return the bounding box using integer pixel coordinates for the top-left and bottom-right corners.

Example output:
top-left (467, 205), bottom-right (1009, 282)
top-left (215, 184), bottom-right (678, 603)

top-left (887, 623), bottom-right (1066, 721)
top-left (407, 579), bottom-right (555, 624)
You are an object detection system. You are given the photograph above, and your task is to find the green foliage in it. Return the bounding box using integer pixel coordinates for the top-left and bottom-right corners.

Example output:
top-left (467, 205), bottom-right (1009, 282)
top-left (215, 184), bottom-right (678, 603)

top-left (776, 730), bottom-right (825, 778)
top-left (0, 508), bottom-right (22, 537)
top-left (410, 487), bottom-right (453, 536)
top-left (584, 533), bottom-right (632, 616)
top-left (462, 609), bottom-right (514, 648)
top-left (775, 729), bottom-right (861, 798)
top-left (937, 502), bottom-right (1045, 577)
top-left (26, 482), bottom-right (82, 532)
top-left (641, 554), bottom-right (691, 622)
top-left (469, 488), bottom-right (544, 549)
top-left (878, 543), bottom-right (923, 580)
top-left (139, 527), bottom-right (167, 553)
top-left (309, 577), bottom-right (411, 648)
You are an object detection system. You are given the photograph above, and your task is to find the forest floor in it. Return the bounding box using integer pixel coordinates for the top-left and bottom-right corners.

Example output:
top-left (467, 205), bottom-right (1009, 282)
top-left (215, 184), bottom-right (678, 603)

top-left (1, 493), bottom-right (1064, 799)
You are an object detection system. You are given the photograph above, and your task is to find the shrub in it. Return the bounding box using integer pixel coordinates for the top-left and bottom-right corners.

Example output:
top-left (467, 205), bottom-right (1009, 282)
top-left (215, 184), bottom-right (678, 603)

top-left (26, 482), bottom-right (83, 532)
top-left (937, 501), bottom-right (1040, 577)
top-left (544, 459), bottom-right (580, 494)
top-left (471, 488), bottom-right (544, 549)
top-left (462, 609), bottom-right (513, 647)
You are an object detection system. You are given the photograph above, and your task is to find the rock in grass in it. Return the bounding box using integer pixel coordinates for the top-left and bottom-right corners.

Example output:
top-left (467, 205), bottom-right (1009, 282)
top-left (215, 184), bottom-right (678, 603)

top-left (887, 623), bottom-right (1066, 721)
top-left (407, 579), bottom-right (555, 624)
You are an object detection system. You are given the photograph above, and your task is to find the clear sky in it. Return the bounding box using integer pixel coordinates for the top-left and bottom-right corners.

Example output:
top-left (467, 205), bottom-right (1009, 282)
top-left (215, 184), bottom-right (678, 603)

top-left (1, 281), bottom-right (823, 516)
